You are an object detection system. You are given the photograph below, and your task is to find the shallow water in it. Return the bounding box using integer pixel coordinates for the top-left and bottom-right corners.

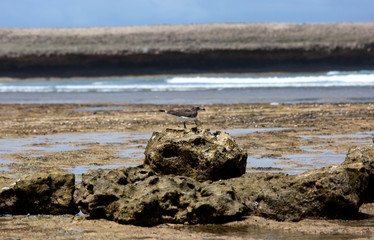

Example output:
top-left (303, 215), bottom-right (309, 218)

top-left (0, 166), bottom-right (10, 172)
top-left (1, 87), bottom-right (374, 104)
top-left (300, 131), bottom-right (374, 140)
top-left (0, 128), bottom-right (290, 176)
top-left (1, 128), bottom-right (373, 177)
top-left (0, 131), bottom-right (151, 177)
top-left (248, 132), bottom-right (373, 175)
top-left (0, 159), bottom-right (21, 172)
top-left (0, 132), bottom-right (151, 156)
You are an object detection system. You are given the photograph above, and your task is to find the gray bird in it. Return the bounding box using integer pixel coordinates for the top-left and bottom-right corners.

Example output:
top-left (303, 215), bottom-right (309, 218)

top-left (159, 106), bottom-right (205, 128)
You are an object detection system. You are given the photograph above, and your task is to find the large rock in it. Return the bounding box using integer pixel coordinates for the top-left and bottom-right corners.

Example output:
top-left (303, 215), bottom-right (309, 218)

top-left (75, 166), bottom-right (245, 226)
top-left (144, 127), bottom-right (247, 181)
top-left (227, 145), bottom-right (374, 221)
top-left (0, 170), bottom-right (78, 215)
top-left (75, 145), bottom-right (374, 226)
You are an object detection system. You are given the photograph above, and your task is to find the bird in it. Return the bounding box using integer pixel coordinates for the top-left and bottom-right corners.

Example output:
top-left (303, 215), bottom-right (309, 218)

top-left (159, 106), bottom-right (205, 129)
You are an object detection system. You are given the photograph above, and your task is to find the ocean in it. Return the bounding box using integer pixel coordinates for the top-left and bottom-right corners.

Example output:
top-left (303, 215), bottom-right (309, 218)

top-left (1, 70), bottom-right (374, 104)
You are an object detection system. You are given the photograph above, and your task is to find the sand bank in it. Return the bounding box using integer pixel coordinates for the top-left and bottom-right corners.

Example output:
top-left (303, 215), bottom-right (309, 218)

top-left (1, 23), bottom-right (374, 78)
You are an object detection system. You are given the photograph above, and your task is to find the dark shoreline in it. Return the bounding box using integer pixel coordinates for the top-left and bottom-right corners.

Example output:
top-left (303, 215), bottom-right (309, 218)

top-left (1, 23), bottom-right (374, 79)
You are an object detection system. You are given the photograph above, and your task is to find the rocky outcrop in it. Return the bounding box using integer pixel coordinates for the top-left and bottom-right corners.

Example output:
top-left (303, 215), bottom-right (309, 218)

top-left (0, 170), bottom-right (78, 215)
top-left (75, 142), bottom-right (374, 226)
top-left (144, 128), bottom-right (247, 181)
top-left (1, 127), bottom-right (373, 227)
top-left (225, 144), bottom-right (374, 221)
top-left (74, 166), bottom-right (246, 226)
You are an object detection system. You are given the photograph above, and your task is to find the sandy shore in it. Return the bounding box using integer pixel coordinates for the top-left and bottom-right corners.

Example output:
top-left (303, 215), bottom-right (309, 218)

top-left (0, 102), bottom-right (374, 239)
top-left (1, 23), bottom-right (374, 78)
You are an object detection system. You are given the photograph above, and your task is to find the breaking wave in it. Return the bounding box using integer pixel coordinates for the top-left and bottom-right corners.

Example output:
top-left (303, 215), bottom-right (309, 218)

top-left (1, 70), bottom-right (374, 92)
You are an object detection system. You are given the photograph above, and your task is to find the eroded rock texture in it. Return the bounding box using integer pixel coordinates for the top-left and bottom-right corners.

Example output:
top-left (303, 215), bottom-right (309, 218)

top-left (0, 170), bottom-right (78, 215)
top-left (144, 128), bottom-right (247, 181)
top-left (75, 142), bottom-right (374, 226)
top-left (74, 166), bottom-right (245, 226)
top-left (226, 144), bottom-right (374, 221)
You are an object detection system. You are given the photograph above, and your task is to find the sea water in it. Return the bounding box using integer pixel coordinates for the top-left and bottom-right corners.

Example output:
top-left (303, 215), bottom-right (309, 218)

top-left (0, 70), bottom-right (374, 104)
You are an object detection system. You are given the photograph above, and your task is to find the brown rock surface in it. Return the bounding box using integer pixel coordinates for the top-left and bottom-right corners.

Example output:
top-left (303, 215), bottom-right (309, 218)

top-left (75, 139), bottom-right (374, 226)
top-left (75, 166), bottom-right (246, 226)
top-left (0, 170), bottom-right (78, 215)
top-left (144, 127), bottom-right (247, 181)
top-left (344, 145), bottom-right (374, 203)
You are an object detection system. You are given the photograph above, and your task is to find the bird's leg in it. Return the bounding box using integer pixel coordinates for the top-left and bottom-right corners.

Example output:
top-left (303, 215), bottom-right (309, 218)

top-left (183, 121), bottom-right (187, 129)
top-left (194, 119), bottom-right (201, 127)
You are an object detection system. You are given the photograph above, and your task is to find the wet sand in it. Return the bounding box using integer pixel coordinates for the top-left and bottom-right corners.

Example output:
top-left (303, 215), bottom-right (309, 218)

top-left (0, 102), bottom-right (374, 239)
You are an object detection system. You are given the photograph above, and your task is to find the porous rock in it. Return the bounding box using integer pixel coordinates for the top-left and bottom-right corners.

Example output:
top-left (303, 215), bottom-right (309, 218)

top-left (75, 165), bottom-right (246, 226)
top-left (343, 145), bottom-right (374, 203)
top-left (144, 127), bottom-right (247, 181)
top-left (75, 145), bottom-right (374, 225)
top-left (226, 145), bottom-right (374, 221)
top-left (0, 170), bottom-right (78, 215)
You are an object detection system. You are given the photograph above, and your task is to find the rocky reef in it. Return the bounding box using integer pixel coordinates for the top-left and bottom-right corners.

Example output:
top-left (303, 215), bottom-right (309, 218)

top-left (1, 128), bottom-right (373, 226)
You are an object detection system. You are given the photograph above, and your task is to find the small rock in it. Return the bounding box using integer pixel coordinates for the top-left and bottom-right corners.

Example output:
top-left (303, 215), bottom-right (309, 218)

top-left (343, 145), bottom-right (374, 203)
top-left (0, 170), bottom-right (78, 215)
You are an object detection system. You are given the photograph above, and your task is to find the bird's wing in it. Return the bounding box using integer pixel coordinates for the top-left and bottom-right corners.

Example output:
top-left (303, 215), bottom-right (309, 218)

top-left (168, 109), bottom-right (195, 118)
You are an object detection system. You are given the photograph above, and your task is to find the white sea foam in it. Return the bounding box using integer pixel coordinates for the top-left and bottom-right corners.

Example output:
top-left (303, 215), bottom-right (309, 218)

top-left (0, 70), bottom-right (373, 92)
top-left (167, 71), bottom-right (374, 87)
